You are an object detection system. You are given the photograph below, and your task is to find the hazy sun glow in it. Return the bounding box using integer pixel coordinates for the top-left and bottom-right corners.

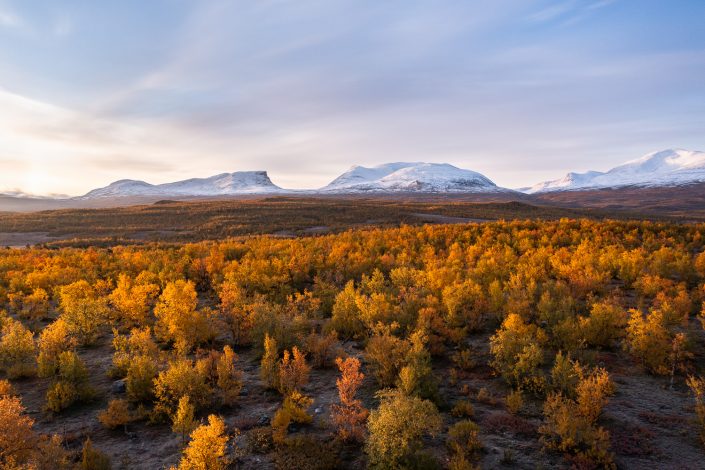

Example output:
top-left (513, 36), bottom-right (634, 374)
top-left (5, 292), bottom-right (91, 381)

top-left (23, 169), bottom-right (53, 196)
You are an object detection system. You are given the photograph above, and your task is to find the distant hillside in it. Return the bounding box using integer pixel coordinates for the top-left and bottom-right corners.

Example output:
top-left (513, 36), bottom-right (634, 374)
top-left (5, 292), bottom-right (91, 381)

top-left (524, 149), bottom-right (705, 193)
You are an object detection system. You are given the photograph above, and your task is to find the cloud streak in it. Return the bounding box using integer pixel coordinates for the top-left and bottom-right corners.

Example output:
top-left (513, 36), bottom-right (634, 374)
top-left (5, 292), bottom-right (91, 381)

top-left (0, 6), bottom-right (22, 29)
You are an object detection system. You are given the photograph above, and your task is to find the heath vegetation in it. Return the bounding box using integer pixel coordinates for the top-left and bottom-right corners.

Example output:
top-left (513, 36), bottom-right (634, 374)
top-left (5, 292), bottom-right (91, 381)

top-left (0, 218), bottom-right (704, 468)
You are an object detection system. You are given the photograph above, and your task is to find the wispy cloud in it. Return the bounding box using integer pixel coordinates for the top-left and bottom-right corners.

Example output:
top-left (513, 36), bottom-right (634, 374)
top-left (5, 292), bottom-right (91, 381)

top-left (0, 6), bottom-right (23, 29)
top-left (528, 1), bottom-right (578, 23)
top-left (0, 4), bottom-right (74, 38)
top-left (0, 87), bottom-right (191, 194)
top-left (588, 0), bottom-right (618, 10)
top-left (53, 14), bottom-right (73, 37)
top-left (528, 0), bottom-right (618, 25)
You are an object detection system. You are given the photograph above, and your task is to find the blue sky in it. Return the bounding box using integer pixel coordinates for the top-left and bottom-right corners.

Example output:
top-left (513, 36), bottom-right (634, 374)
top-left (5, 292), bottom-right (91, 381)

top-left (0, 0), bottom-right (704, 195)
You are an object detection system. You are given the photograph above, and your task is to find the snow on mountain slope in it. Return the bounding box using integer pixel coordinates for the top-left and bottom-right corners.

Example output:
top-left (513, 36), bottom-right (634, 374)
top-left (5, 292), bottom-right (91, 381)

top-left (523, 171), bottom-right (605, 193)
top-left (524, 149), bottom-right (705, 193)
top-left (158, 171), bottom-right (281, 195)
top-left (322, 162), bottom-right (506, 193)
top-left (80, 180), bottom-right (164, 198)
top-left (80, 171), bottom-right (283, 199)
top-left (324, 163), bottom-right (419, 189)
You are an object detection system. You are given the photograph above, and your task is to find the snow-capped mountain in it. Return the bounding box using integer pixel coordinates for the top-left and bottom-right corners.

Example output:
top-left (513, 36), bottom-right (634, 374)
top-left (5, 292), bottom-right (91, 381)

top-left (80, 171), bottom-right (283, 199)
top-left (322, 162), bottom-right (506, 193)
top-left (524, 149), bottom-right (705, 193)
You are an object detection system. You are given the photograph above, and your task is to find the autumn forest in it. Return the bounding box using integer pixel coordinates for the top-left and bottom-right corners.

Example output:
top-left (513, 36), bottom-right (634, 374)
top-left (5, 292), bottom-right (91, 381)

top-left (1, 218), bottom-right (705, 469)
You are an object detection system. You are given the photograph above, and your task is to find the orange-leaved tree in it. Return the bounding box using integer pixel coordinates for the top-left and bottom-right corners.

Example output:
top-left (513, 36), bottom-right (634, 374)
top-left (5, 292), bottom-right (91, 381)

top-left (331, 356), bottom-right (368, 442)
top-left (277, 346), bottom-right (310, 396)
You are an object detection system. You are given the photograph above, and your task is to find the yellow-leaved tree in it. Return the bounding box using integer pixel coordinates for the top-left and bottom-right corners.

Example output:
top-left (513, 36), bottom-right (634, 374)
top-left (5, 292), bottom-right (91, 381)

top-left (366, 389), bottom-right (442, 469)
top-left (172, 395), bottom-right (196, 445)
top-left (539, 367), bottom-right (615, 468)
top-left (397, 329), bottom-right (438, 402)
top-left (0, 318), bottom-right (37, 378)
top-left (687, 376), bottom-right (705, 447)
top-left (365, 324), bottom-right (409, 387)
top-left (216, 346), bottom-right (243, 407)
top-left (624, 309), bottom-right (672, 374)
top-left (154, 280), bottom-right (213, 354)
top-left (98, 398), bottom-right (133, 431)
top-left (489, 313), bottom-right (547, 391)
top-left (177, 415), bottom-right (230, 470)
top-left (58, 280), bottom-right (109, 346)
top-left (111, 327), bottom-right (159, 378)
top-left (19, 288), bottom-right (50, 323)
top-left (45, 350), bottom-right (93, 413)
top-left (218, 281), bottom-right (253, 345)
top-left (330, 281), bottom-right (364, 339)
top-left (277, 346), bottom-right (310, 396)
top-left (109, 274), bottom-right (159, 326)
top-left (154, 358), bottom-right (211, 418)
top-left (579, 300), bottom-right (627, 349)
top-left (37, 318), bottom-right (76, 377)
top-left (271, 391), bottom-right (313, 444)
top-left (260, 334), bottom-right (279, 390)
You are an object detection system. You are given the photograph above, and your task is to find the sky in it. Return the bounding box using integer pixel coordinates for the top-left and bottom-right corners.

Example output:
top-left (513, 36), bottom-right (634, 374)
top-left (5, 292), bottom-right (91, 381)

top-left (0, 0), bottom-right (704, 196)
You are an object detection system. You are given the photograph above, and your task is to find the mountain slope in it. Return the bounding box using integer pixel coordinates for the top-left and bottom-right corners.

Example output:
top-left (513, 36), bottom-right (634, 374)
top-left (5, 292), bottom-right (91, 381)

top-left (80, 171), bottom-right (283, 199)
top-left (322, 162), bottom-right (507, 193)
top-left (81, 180), bottom-right (165, 198)
top-left (525, 149), bottom-right (705, 193)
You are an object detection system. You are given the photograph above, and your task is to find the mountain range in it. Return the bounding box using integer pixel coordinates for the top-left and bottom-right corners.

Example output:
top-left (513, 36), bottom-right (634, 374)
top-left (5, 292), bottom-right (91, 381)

top-left (79, 171), bottom-right (283, 199)
top-left (524, 149), bottom-right (705, 193)
top-left (74, 162), bottom-right (509, 199)
top-left (2, 149), bottom-right (704, 205)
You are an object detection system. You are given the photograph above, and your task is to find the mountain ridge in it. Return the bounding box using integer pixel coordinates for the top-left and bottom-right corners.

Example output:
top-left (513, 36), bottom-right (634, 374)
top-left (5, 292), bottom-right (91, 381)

top-left (524, 148), bottom-right (705, 193)
top-left (320, 162), bottom-right (508, 193)
top-left (79, 171), bottom-right (283, 199)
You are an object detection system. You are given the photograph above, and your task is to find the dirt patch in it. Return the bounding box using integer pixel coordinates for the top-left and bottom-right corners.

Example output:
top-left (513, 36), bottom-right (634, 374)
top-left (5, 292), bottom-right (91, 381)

top-left (0, 232), bottom-right (67, 247)
top-left (128, 230), bottom-right (192, 241)
top-left (302, 226), bottom-right (330, 234)
top-left (409, 213), bottom-right (489, 224)
top-left (604, 367), bottom-right (705, 470)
